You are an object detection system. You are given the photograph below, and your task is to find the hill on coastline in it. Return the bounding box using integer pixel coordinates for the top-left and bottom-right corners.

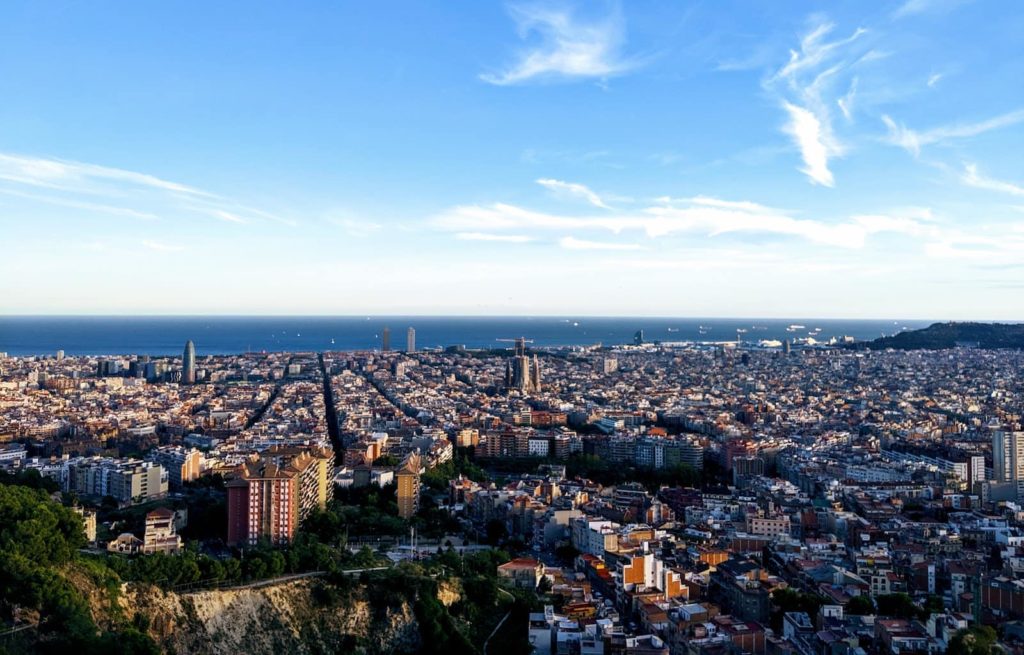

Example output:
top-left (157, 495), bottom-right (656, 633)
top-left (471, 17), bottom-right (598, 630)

top-left (864, 322), bottom-right (1024, 350)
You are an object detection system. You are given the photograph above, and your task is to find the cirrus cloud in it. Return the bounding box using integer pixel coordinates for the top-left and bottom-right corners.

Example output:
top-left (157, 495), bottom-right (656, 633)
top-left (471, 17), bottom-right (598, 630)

top-left (559, 236), bottom-right (642, 250)
top-left (142, 239), bottom-right (185, 252)
top-left (882, 109), bottom-right (1024, 156)
top-left (455, 232), bottom-right (534, 243)
top-left (0, 151), bottom-right (295, 228)
top-left (765, 22), bottom-right (869, 187)
top-left (434, 196), bottom-right (911, 248)
top-left (961, 163), bottom-right (1024, 196)
top-left (536, 178), bottom-right (612, 209)
top-left (481, 3), bottom-right (640, 85)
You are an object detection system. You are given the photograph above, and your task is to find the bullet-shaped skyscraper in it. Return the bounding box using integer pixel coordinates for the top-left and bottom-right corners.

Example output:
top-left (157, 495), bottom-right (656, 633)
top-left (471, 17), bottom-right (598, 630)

top-left (182, 340), bottom-right (196, 385)
top-left (407, 327), bottom-right (416, 353)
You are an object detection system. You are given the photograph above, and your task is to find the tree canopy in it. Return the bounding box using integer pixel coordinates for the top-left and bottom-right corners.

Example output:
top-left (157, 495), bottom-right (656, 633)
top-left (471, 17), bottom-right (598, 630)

top-left (0, 482), bottom-right (159, 654)
top-left (948, 626), bottom-right (1001, 655)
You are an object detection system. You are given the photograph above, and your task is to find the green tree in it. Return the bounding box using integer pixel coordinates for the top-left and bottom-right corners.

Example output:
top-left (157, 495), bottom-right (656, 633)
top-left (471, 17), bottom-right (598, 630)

top-left (924, 594), bottom-right (945, 615)
top-left (876, 593), bottom-right (921, 620)
top-left (553, 544), bottom-right (579, 565)
top-left (0, 468), bottom-right (59, 492)
top-left (485, 519), bottom-right (508, 546)
top-left (948, 626), bottom-right (1001, 655)
top-left (0, 485), bottom-right (85, 566)
top-left (0, 483), bottom-right (159, 654)
top-left (771, 588), bottom-right (825, 632)
top-left (846, 594), bottom-right (875, 615)
top-left (373, 455), bottom-right (400, 467)
top-left (989, 545), bottom-right (1004, 571)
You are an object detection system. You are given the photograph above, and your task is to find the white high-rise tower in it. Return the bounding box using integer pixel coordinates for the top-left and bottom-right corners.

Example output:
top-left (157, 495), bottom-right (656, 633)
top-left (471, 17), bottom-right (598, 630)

top-left (994, 430), bottom-right (1024, 495)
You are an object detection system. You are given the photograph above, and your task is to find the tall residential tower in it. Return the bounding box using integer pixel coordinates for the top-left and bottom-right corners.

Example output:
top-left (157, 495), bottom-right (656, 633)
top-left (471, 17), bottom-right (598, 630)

top-left (994, 430), bottom-right (1024, 496)
top-left (396, 453), bottom-right (422, 519)
top-left (182, 340), bottom-right (196, 385)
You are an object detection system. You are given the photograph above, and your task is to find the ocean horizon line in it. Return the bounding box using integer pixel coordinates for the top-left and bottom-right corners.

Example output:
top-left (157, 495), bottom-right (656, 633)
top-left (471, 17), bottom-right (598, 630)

top-left (0, 315), bottom-right (950, 358)
top-left (0, 313), bottom-right (971, 322)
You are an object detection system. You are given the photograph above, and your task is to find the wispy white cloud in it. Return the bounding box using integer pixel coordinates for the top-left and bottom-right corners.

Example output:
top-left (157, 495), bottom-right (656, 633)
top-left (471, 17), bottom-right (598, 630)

top-left (850, 210), bottom-right (936, 238)
top-left (0, 151), bottom-right (294, 229)
top-left (882, 109), bottom-right (1024, 156)
top-left (0, 153), bottom-right (210, 197)
top-left (774, 23), bottom-right (867, 82)
top-left (0, 187), bottom-right (159, 220)
top-left (142, 239), bottom-right (184, 252)
top-left (434, 196), bottom-right (924, 249)
top-left (767, 22), bottom-right (867, 186)
top-left (962, 163), bottom-right (1024, 196)
top-left (205, 209), bottom-right (247, 224)
top-left (649, 152), bottom-right (686, 166)
top-left (837, 77), bottom-right (858, 121)
top-left (481, 4), bottom-right (639, 85)
top-left (893, 0), bottom-right (970, 19)
top-left (536, 178), bottom-right (612, 209)
top-left (715, 42), bottom-right (779, 73)
top-left (455, 232), bottom-right (534, 243)
top-left (782, 102), bottom-right (836, 187)
top-left (205, 202), bottom-right (297, 227)
top-left (435, 189), bottom-right (1024, 267)
top-left (521, 148), bottom-right (611, 165)
top-left (927, 72), bottom-right (943, 88)
top-left (559, 236), bottom-right (642, 251)
top-left (182, 199), bottom-right (295, 227)
top-left (677, 196), bottom-right (784, 213)
top-left (618, 252), bottom-right (872, 275)
top-left (923, 236), bottom-right (1024, 263)
top-left (328, 217), bottom-right (383, 237)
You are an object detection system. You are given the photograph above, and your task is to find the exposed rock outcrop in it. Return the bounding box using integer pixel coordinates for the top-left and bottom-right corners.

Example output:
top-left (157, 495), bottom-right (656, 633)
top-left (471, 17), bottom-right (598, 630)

top-left (115, 578), bottom-right (422, 654)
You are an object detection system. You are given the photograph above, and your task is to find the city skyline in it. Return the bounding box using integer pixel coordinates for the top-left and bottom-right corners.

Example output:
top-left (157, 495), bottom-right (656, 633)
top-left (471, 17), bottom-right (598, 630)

top-left (4, 3), bottom-right (1024, 652)
top-left (1, 1), bottom-right (1022, 318)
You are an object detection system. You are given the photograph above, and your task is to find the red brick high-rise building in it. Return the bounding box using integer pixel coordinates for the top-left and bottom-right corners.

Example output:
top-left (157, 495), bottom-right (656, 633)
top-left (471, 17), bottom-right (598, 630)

top-left (226, 447), bottom-right (334, 547)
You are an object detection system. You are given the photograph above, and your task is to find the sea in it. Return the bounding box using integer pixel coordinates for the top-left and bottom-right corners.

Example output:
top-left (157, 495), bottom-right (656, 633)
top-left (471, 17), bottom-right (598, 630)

top-left (0, 316), bottom-right (937, 357)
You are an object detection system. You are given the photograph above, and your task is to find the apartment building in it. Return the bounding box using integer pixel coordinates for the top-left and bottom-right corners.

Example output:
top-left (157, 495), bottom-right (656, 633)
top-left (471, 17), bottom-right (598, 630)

top-left (142, 507), bottom-right (182, 554)
top-left (148, 445), bottom-right (203, 489)
top-left (397, 453), bottom-right (422, 520)
top-left (745, 513), bottom-right (791, 537)
top-left (66, 457), bottom-right (168, 504)
top-left (226, 446), bottom-right (334, 546)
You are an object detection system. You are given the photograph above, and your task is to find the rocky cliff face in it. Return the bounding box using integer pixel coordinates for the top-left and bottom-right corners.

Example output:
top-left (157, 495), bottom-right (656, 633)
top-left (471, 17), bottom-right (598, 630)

top-left (109, 578), bottom-right (429, 655)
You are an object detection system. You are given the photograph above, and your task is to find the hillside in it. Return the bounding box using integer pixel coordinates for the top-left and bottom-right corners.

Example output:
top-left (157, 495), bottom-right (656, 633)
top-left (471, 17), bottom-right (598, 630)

top-left (73, 574), bottom-right (426, 655)
top-left (864, 322), bottom-right (1024, 350)
top-left (5, 546), bottom-right (516, 655)
top-left (0, 477), bottom-right (530, 655)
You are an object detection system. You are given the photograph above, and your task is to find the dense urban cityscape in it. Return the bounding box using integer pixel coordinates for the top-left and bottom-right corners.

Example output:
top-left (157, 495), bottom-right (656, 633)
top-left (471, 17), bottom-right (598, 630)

top-left (2, 328), bottom-right (1022, 654)
top-left (2, 0), bottom-right (1021, 652)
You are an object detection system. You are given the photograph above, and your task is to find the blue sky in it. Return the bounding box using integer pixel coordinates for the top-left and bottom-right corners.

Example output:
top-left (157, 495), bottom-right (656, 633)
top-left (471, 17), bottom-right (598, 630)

top-left (1, 0), bottom-right (1022, 318)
